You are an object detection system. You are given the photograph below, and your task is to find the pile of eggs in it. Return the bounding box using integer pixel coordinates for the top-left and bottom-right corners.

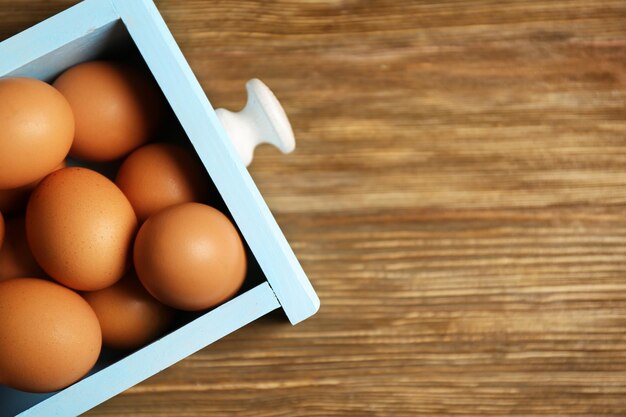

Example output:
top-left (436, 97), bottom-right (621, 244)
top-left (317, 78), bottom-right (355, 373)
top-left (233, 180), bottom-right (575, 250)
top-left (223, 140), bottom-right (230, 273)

top-left (0, 61), bottom-right (247, 393)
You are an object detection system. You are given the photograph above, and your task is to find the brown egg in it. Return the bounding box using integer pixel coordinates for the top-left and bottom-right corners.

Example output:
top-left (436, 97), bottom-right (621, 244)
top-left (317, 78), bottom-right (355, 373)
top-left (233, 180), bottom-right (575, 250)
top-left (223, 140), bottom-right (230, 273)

top-left (83, 271), bottom-right (174, 350)
top-left (0, 161), bottom-right (66, 215)
top-left (116, 143), bottom-right (210, 222)
top-left (0, 216), bottom-right (45, 282)
top-left (0, 78), bottom-right (74, 189)
top-left (134, 203), bottom-right (247, 311)
top-left (26, 167), bottom-right (138, 291)
top-left (53, 61), bottom-right (163, 162)
top-left (0, 278), bottom-right (102, 393)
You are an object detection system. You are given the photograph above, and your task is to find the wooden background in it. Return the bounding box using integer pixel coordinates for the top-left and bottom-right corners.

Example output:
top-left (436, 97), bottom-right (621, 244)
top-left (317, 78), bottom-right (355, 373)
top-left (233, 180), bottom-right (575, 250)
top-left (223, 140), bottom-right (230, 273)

top-left (3, 0), bottom-right (626, 415)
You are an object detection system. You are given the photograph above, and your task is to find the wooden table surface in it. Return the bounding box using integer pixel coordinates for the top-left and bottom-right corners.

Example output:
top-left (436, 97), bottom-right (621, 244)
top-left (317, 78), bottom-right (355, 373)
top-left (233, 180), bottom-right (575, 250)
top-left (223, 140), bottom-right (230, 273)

top-left (3, 0), bottom-right (626, 415)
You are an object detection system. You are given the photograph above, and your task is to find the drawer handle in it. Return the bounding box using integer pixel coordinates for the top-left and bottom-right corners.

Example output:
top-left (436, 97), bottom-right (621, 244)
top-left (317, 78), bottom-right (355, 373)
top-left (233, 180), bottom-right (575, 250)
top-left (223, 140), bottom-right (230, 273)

top-left (216, 79), bottom-right (296, 166)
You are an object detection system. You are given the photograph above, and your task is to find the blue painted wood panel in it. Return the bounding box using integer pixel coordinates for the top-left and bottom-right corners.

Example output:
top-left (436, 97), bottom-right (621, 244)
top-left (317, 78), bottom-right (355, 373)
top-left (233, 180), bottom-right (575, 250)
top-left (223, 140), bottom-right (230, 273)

top-left (110, 0), bottom-right (320, 325)
top-left (0, 0), bottom-right (119, 80)
top-left (18, 283), bottom-right (280, 417)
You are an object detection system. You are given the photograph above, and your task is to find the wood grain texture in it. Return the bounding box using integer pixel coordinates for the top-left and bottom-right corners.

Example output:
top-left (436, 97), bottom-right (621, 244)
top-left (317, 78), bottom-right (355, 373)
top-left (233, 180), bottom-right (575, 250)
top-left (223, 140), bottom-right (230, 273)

top-left (4, 0), bottom-right (626, 415)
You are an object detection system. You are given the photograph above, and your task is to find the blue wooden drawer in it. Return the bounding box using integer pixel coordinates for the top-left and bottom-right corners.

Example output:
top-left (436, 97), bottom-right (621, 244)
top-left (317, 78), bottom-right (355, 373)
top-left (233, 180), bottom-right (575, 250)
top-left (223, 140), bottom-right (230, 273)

top-left (0, 1), bottom-right (319, 415)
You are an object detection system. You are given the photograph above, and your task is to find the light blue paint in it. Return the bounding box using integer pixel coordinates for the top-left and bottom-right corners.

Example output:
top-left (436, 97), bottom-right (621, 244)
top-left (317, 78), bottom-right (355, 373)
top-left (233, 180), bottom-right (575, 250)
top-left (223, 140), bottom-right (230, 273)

top-left (18, 283), bottom-right (280, 417)
top-left (110, 0), bottom-right (320, 324)
top-left (0, 0), bottom-right (119, 79)
top-left (5, 20), bottom-right (126, 81)
top-left (0, 0), bottom-right (320, 414)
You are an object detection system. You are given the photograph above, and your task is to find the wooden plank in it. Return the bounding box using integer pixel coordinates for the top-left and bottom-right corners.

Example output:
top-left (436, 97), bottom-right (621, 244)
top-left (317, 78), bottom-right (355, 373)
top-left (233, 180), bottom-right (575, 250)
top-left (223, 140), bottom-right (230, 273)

top-left (3, 0), bottom-right (626, 415)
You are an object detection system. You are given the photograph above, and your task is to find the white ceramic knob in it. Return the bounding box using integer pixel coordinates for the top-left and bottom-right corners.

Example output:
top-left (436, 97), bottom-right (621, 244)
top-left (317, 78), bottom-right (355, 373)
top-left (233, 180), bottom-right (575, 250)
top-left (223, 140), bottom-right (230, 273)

top-left (216, 79), bottom-right (296, 166)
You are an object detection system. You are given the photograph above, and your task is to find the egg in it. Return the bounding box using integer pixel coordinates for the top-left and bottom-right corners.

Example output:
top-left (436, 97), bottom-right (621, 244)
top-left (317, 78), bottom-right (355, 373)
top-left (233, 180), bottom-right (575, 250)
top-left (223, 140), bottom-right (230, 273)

top-left (83, 271), bottom-right (174, 350)
top-left (115, 143), bottom-right (211, 222)
top-left (0, 78), bottom-right (74, 189)
top-left (26, 167), bottom-right (138, 291)
top-left (0, 161), bottom-right (66, 215)
top-left (0, 216), bottom-right (45, 282)
top-left (0, 278), bottom-right (102, 393)
top-left (53, 61), bottom-right (163, 162)
top-left (134, 203), bottom-right (247, 311)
